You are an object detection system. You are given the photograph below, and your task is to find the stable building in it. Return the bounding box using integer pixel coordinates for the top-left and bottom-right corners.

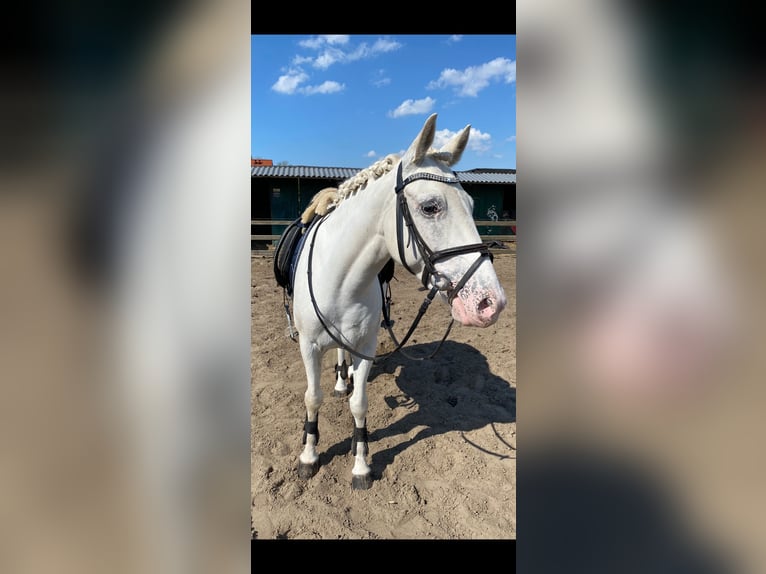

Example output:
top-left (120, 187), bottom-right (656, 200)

top-left (251, 163), bottom-right (516, 247)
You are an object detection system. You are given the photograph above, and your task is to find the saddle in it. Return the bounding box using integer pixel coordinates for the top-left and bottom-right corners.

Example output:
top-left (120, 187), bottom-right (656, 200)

top-left (273, 218), bottom-right (308, 296)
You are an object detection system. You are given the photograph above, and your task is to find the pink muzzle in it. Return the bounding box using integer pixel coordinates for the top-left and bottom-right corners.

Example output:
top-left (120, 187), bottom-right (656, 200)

top-left (450, 284), bottom-right (507, 327)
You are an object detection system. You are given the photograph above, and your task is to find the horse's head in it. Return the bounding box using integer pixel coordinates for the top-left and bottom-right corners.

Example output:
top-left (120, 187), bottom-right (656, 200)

top-left (384, 113), bottom-right (507, 327)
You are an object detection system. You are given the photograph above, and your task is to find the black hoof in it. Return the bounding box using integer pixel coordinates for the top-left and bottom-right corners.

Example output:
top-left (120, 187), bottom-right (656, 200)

top-left (297, 460), bottom-right (320, 479)
top-left (351, 473), bottom-right (373, 490)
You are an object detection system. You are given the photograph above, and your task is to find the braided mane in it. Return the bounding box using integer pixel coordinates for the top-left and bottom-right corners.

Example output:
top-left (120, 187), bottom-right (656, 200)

top-left (330, 148), bottom-right (455, 210)
top-left (336, 154), bottom-right (400, 202)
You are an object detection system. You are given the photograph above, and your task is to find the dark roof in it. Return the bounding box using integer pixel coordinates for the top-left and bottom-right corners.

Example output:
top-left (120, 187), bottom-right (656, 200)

top-left (455, 171), bottom-right (516, 184)
top-left (464, 168), bottom-right (516, 174)
top-left (252, 165), bottom-right (516, 185)
top-left (251, 165), bottom-right (362, 179)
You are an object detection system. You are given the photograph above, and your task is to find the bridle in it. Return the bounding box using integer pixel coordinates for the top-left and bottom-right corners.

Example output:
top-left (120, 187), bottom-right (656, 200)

top-left (306, 161), bottom-right (492, 363)
top-left (394, 161), bottom-right (492, 304)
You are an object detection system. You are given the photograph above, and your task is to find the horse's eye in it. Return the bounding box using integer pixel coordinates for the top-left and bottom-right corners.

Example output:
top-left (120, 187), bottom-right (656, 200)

top-left (420, 200), bottom-right (442, 217)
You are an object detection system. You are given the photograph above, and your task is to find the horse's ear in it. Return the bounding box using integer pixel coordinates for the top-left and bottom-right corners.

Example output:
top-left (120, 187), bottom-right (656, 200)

top-left (405, 113), bottom-right (438, 165)
top-left (439, 124), bottom-right (471, 166)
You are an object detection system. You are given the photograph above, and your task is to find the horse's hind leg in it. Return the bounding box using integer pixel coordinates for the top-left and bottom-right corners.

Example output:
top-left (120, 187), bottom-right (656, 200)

top-left (348, 357), bottom-right (373, 490)
top-left (346, 351), bottom-right (354, 385)
top-left (332, 349), bottom-right (353, 397)
top-left (297, 340), bottom-right (323, 479)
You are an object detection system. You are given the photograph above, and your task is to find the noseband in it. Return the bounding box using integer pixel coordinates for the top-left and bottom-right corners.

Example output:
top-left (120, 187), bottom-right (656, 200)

top-left (394, 162), bottom-right (492, 304)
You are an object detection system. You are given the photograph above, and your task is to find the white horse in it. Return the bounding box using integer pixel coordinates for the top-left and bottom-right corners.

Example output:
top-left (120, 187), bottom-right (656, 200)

top-left (290, 113), bottom-right (507, 489)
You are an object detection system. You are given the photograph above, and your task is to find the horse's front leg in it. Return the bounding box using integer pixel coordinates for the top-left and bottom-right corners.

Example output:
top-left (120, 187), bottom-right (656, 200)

top-left (348, 356), bottom-right (374, 490)
top-left (297, 339), bottom-right (323, 479)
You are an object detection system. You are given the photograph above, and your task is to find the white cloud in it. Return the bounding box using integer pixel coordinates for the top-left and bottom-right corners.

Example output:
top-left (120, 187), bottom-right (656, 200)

top-left (314, 48), bottom-right (345, 70)
top-left (299, 37), bottom-right (324, 49)
top-left (507, 135), bottom-right (516, 142)
top-left (292, 55), bottom-right (314, 65)
top-left (433, 127), bottom-right (493, 153)
top-left (372, 69), bottom-right (391, 87)
top-left (295, 36), bottom-right (403, 70)
top-left (467, 128), bottom-right (493, 153)
top-left (432, 128), bottom-right (454, 149)
top-left (345, 38), bottom-right (402, 62)
top-left (271, 69), bottom-right (309, 94)
top-left (299, 35), bottom-right (350, 49)
top-left (324, 35), bottom-right (350, 45)
top-left (300, 81), bottom-right (345, 95)
top-left (271, 68), bottom-right (344, 95)
top-left (448, 35), bottom-right (463, 43)
top-left (372, 37), bottom-right (402, 53)
top-left (365, 150), bottom-right (377, 157)
top-left (388, 97), bottom-right (436, 118)
top-left (427, 57), bottom-right (516, 97)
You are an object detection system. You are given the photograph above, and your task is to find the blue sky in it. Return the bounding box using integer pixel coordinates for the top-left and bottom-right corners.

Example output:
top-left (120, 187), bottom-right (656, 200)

top-left (251, 34), bottom-right (516, 170)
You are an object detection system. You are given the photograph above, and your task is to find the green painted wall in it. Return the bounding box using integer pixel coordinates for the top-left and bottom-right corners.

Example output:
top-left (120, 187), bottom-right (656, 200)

top-left (463, 183), bottom-right (507, 236)
top-left (253, 176), bottom-right (515, 240)
top-left (266, 179), bottom-right (299, 237)
top-left (257, 177), bottom-right (345, 240)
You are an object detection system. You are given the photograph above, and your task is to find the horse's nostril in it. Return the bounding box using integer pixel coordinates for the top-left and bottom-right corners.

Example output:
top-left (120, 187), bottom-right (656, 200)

top-left (478, 297), bottom-right (493, 312)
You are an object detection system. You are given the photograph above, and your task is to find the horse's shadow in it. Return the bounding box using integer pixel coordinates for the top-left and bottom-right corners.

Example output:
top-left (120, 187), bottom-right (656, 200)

top-left (322, 340), bottom-right (515, 480)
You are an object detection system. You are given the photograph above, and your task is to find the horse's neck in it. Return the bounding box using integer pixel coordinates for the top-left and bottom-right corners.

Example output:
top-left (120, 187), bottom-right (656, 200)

top-left (313, 178), bottom-right (393, 289)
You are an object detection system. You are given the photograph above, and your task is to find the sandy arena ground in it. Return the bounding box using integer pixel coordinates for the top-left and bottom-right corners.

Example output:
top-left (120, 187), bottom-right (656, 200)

top-left (251, 247), bottom-right (516, 539)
